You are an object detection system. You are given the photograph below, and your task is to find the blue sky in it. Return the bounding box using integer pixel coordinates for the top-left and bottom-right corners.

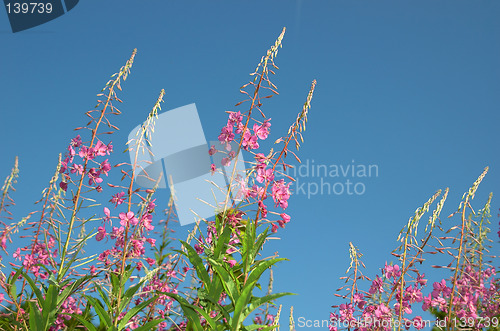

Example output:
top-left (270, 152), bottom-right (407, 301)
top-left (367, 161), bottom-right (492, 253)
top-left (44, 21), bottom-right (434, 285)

top-left (1, 1), bottom-right (499, 329)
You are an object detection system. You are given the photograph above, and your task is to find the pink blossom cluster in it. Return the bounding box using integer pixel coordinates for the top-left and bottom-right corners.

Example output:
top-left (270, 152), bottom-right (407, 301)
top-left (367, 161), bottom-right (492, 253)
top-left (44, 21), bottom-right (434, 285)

top-left (49, 296), bottom-right (82, 331)
top-left (13, 236), bottom-right (58, 280)
top-left (58, 135), bottom-right (113, 192)
top-left (330, 262), bottom-right (427, 331)
top-left (421, 265), bottom-right (499, 327)
top-left (214, 112), bottom-right (292, 234)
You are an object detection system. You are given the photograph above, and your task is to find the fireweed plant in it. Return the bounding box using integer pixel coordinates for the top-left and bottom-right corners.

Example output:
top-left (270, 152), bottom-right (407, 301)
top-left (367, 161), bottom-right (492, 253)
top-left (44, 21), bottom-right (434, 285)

top-left (330, 168), bottom-right (500, 331)
top-left (0, 28), bottom-right (318, 330)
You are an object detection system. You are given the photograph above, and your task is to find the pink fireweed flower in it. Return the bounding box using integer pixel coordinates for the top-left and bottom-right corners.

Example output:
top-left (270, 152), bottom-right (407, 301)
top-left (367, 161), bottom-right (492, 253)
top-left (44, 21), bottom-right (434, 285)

top-left (254, 153), bottom-right (270, 163)
top-left (141, 214), bottom-right (154, 231)
top-left (71, 135), bottom-right (82, 147)
top-left (96, 226), bottom-right (106, 241)
top-left (369, 276), bottom-right (384, 294)
top-left (221, 157), bottom-right (231, 167)
top-left (384, 262), bottom-right (401, 280)
top-left (147, 199), bottom-right (156, 213)
top-left (103, 207), bottom-right (111, 222)
top-left (234, 178), bottom-right (250, 200)
top-left (208, 145), bottom-right (217, 156)
top-left (224, 257), bottom-right (237, 268)
top-left (67, 145), bottom-right (76, 161)
top-left (13, 248), bottom-right (21, 261)
top-left (374, 303), bottom-right (390, 318)
top-left (271, 223), bottom-right (278, 233)
top-left (59, 181), bottom-right (68, 192)
top-left (278, 213), bottom-right (291, 228)
top-left (416, 273), bottom-right (427, 286)
top-left (110, 191), bottom-right (125, 207)
top-left (272, 179), bottom-right (291, 209)
top-left (413, 316), bottom-right (425, 330)
top-left (119, 211), bottom-right (139, 227)
top-left (253, 119), bottom-right (271, 140)
top-left (228, 111), bottom-right (243, 126)
top-left (258, 200), bottom-right (268, 218)
top-left (59, 157), bottom-right (69, 173)
top-left (70, 163), bottom-right (84, 176)
top-left (241, 130), bottom-right (259, 150)
top-left (432, 279), bottom-right (451, 298)
top-left (99, 159), bottom-right (111, 176)
top-left (249, 184), bottom-right (267, 200)
top-left (146, 257), bottom-right (155, 266)
top-left (78, 146), bottom-right (95, 160)
top-left (210, 163), bottom-right (216, 175)
top-left (218, 124), bottom-right (235, 145)
top-left (94, 140), bottom-right (109, 156)
top-left (87, 168), bottom-right (103, 185)
top-left (256, 163), bottom-right (275, 183)
top-left (195, 243), bottom-right (204, 255)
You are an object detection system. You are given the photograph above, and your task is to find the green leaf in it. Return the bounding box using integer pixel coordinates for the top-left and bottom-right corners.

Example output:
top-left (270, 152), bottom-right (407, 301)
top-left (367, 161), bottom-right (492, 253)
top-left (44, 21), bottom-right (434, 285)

top-left (213, 225), bottom-right (232, 259)
top-left (41, 283), bottom-right (58, 327)
top-left (179, 240), bottom-right (211, 289)
top-left (70, 314), bottom-right (98, 331)
top-left (19, 270), bottom-right (43, 306)
top-left (84, 295), bottom-right (112, 328)
top-left (231, 280), bottom-right (256, 329)
top-left (117, 297), bottom-right (157, 329)
top-left (133, 319), bottom-right (165, 331)
top-left (243, 292), bottom-right (296, 317)
top-left (246, 258), bottom-right (287, 285)
top-left (28, 301), bottom-right (43, 331)
top-left (210, 260), bottom-right (239, 304)
top-left (160, 292), bottom-right (210, 329)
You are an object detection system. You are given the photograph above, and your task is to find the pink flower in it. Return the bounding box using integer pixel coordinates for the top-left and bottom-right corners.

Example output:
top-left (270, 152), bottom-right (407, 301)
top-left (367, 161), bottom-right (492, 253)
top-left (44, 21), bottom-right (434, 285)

top-left (256, 164), bottom-right (274, 183)
top-left (228, 111), bottom-right (243, 126)
top-left (369, 276), bottom-right (384, 294)
top-left (225, 258), bottom-right (237, 268)
top-left (195, 243), bottom-right (204, 255)
top-left (94, 140), bottom-right (109, 156)
top-left (241, 130), bottom-right (259, 150)
top-left (59, 181), bottom-right (68, 192)
top-left (70, 163), bottom-right (84, 175)
top-left (272, 179), bottom-right (291, 209)
top-left (278, 213), bottom-right (291, 228)
top-left (96, 226), bottom-right (106, 241)
top-left (208, 145), bottom-right (217, 156)
top-left (103, 207), bottom-right (111, 221)
top-left (87, 168), bottom-right (103, 185)
top-left (13, 248), bottom-right (21, 261)
top-left (110, 192), bottom-right (125, 207)
top-left (71, 135), bottom-right (82, 147)
top-left (253, 119), bottom-right (271, 140)
top-left (99, 159), bottom-right (111, 176)
top-left (218, 125), bottom-right (235, 145)
top-left (146, 257), bottom-right (155, 266)
top-left (78, 146), bottom-right (95, 160)
top-left (210, 163), bottom-right (216, 175)
top-left (119, 211), bottom-right (138, 227)
top-left (142, 214), bottom-right (154, 231)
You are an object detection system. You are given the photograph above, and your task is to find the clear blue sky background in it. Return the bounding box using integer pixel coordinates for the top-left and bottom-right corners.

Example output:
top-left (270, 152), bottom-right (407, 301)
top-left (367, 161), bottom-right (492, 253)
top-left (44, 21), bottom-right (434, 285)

top-left (1, 1), bottom-right (499, 329)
